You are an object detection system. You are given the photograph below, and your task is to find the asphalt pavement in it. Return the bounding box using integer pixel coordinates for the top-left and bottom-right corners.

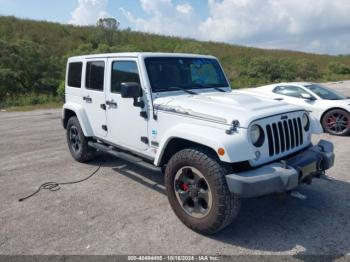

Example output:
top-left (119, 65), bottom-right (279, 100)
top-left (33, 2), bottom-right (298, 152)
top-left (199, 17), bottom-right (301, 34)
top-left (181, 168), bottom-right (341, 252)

top-left (0, 81), bottom-right (350, 257)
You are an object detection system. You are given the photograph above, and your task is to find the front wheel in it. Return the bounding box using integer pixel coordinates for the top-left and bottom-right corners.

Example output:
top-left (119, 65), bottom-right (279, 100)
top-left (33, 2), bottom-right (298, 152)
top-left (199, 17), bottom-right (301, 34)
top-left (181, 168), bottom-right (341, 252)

top-left (322, 109), bottom-right (350, 136)
top-left (165, 147), bottom-right (241, 235)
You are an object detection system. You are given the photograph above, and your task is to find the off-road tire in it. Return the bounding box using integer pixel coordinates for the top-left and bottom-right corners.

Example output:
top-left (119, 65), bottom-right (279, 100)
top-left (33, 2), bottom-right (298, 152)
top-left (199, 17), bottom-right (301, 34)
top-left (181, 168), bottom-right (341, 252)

top-left (66, 116), bottom-right (96, 163)
top-left (322, 109), bottom-right (350, 136)
top-left (165, 147), bottom-right (241, 235)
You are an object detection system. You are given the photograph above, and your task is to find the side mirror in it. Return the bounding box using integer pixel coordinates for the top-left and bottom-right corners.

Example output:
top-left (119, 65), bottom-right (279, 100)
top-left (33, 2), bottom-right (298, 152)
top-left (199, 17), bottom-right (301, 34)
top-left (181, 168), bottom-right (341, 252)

top-left (300, 93), bottom-right (315, 100)
top-left (120, 82), bottom-right (142, 99)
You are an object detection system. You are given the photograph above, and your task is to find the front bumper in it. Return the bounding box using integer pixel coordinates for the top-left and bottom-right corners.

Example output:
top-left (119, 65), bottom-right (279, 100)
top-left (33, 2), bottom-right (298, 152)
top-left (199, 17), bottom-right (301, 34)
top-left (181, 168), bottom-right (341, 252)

top-left (225, 140), bottom-right (335, 198)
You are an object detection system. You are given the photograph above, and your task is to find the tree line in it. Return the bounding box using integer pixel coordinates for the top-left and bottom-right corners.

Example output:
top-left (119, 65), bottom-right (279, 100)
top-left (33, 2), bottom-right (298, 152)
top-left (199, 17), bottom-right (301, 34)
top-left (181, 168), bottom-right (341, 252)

top-left (0, 16), bottom-right (350, 108)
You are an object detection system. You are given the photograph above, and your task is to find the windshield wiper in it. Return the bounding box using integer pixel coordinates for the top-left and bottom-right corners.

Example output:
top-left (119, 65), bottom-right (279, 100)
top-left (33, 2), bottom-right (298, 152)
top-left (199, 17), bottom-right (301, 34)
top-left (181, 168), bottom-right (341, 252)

top-left (195, 84), bottom-right (226, 92)
top-left (211, 87), bottom-right (226, 92)
top-left (167, 86), bottom-right (198, 95)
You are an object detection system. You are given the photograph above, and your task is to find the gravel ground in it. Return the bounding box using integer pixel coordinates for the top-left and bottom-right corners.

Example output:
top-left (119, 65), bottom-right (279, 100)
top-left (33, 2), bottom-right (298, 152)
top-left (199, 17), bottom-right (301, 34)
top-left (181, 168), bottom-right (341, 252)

top-left (0, 81), bottom-right (350, 258)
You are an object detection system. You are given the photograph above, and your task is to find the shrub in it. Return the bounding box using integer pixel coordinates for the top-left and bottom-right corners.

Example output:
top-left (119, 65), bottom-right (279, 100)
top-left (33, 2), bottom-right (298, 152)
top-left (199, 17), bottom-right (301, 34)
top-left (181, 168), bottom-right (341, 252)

top-left (245, 57), bottom-right (298, 83)
top-left (247, 57), bottom-right (281, 82)
top-left (279, 59), bottom-right (298, 81)
top-left (296, 60), bottom-right (320, 80)
top-left (328, 62), bottom-right (350, 75)
top-left (57, 81), bottom-right (65, 100)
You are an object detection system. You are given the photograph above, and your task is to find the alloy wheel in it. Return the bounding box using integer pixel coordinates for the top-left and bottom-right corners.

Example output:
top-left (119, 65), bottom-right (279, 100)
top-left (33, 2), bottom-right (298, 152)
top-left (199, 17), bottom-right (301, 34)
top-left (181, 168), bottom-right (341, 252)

top-left (325, 112), bottom-right (350, 134)
top-left (174, 166), bottom-right (213, 219)
top-left (69, 126), bottom-right (81, 153)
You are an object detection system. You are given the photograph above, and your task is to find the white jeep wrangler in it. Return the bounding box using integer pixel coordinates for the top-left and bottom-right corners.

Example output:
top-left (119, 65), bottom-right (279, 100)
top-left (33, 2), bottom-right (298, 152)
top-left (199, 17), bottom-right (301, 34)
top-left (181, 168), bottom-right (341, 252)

top-left (62, 53), bottom-right (335, 234)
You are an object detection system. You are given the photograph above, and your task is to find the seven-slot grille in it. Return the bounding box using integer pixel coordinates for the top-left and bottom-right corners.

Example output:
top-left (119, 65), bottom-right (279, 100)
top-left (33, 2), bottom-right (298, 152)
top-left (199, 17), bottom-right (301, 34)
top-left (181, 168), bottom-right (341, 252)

top-left (266, 117), bottom-right (304, 156)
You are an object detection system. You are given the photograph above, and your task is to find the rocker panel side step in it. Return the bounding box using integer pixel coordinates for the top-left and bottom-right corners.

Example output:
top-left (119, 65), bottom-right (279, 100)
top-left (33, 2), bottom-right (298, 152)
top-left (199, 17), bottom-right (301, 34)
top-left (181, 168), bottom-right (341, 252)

top-left (88, 141), bottom-right (161, 172)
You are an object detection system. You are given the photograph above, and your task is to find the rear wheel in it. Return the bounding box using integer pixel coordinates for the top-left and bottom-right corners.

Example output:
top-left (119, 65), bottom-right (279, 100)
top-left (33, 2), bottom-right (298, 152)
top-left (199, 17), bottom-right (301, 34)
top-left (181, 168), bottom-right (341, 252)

top-left (66, 116), bottom-right (96, 162)
top-left (165, 147), bottom-right (241, 235)
top-left (322, 109), bottom-right (350, 136)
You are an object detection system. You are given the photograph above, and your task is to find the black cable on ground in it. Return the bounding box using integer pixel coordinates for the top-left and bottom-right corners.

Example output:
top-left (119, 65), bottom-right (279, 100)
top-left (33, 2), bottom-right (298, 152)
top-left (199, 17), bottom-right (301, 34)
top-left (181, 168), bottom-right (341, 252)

top-left (18, 163), bottom-right (102, 202)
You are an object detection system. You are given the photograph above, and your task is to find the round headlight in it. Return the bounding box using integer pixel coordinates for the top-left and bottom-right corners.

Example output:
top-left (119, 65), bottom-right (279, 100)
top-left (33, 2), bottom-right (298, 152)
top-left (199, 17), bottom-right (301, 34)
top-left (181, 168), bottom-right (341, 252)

top-left (250, 125), bottom-right (265, 147)
top-left (302, 113), bottom-right (310, 131)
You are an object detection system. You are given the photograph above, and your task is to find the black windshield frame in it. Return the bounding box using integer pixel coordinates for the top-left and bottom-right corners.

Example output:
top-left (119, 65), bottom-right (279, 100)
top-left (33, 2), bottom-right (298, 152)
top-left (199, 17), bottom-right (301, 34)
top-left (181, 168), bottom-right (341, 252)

top-left (144, 57), bottom-right (229, 93)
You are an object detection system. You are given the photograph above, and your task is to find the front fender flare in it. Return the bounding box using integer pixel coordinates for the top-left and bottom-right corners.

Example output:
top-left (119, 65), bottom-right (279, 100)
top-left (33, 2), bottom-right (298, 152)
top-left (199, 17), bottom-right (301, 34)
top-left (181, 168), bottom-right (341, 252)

top-left (154, 123), bottom-right (255, 166)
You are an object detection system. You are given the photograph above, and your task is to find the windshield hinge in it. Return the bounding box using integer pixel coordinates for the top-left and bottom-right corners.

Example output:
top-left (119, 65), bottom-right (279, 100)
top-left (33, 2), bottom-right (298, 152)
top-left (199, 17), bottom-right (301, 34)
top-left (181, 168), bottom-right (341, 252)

top-left (141, 137), bottom-right (149, 144)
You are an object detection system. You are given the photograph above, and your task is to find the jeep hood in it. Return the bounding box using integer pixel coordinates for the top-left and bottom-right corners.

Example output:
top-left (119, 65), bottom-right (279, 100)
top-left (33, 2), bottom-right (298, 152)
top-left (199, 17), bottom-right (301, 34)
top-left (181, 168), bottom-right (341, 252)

top-left (153, 91), bottom-right (303, 128)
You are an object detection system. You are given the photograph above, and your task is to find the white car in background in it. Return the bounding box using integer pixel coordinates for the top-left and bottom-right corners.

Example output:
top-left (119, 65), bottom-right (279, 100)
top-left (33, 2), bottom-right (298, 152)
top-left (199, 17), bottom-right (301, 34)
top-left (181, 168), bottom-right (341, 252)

top-left (238, 82), bottom-right (350, 136)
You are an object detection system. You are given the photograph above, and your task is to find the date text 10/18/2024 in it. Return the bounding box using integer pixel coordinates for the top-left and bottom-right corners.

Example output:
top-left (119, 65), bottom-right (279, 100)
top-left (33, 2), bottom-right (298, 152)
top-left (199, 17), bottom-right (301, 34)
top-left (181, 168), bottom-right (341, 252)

top-left (128, 256), bottom-right (220, 261)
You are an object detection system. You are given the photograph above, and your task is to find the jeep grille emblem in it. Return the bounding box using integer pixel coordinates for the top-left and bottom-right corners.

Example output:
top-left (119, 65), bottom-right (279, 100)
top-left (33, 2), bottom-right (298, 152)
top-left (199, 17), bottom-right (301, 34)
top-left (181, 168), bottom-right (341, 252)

top-left (281, 115), bottom-right (288, 120)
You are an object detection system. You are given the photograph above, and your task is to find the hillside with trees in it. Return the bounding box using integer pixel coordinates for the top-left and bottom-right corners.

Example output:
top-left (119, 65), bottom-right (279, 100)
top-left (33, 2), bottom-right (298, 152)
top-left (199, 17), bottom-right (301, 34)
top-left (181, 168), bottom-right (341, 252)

top-left (0, 16), bottom-right (350, 108)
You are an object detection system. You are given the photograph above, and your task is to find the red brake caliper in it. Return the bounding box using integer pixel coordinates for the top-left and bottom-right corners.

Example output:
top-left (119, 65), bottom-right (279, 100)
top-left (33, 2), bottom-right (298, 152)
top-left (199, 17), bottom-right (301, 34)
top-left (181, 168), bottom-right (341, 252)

top-left (181, 182), bottom-right (189, 191)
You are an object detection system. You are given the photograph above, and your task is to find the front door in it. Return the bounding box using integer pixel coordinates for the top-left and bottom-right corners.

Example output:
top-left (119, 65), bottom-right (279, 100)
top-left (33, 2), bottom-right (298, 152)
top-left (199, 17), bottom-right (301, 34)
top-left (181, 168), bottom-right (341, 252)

top-left (81, 59), bottom-right (107, 138)
top-left (105, 58), bottom-right (148, 152)
top-left (273, 85), bottom-right (318, 112)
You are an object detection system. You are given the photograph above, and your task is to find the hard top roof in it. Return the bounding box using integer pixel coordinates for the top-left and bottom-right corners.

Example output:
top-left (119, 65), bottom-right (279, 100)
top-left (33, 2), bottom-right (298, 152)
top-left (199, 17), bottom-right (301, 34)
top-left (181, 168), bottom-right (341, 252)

top-left (68, 52), bottom-right (216, 61)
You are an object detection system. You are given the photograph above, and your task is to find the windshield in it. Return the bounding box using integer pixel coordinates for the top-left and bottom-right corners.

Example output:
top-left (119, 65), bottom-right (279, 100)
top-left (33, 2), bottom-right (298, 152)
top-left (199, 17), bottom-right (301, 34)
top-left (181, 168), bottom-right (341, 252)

top-left (304, 84), bottom-right (348, 100)
top-left (144, 57), bottom-right (229, 93)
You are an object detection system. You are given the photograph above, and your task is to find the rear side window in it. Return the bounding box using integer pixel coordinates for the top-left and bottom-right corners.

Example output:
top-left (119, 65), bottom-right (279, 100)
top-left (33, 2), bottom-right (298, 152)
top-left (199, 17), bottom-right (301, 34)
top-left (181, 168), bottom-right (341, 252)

top-left (86, 61), bottom-right (105, 91)
top-left (67, 62), bottom-right (82, 88)
top-left (111, 61), bottom-right (140, 93)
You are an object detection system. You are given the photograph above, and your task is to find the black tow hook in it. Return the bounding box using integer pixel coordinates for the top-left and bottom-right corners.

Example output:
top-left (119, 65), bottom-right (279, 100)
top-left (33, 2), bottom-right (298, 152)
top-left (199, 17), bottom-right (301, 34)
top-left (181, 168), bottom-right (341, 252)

top-left (317, 160), bottom-right (323, 171)
top-left (314, 156), bottom-right (325, 178)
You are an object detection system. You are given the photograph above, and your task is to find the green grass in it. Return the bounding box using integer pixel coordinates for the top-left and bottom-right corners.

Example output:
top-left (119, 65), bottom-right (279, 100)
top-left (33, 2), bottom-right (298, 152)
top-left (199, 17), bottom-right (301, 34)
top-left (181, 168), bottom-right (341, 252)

top-left (3, 102), bottom-right (62, 112)
top-left (0, 93), bottom-right (63, 111)
top-left (1, 15), bottom-right (350, 109)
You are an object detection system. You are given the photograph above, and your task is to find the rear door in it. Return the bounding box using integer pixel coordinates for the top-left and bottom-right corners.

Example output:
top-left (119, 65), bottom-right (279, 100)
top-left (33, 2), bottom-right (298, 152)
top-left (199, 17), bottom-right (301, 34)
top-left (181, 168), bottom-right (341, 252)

top-left (105, 58), bottom-right (148, 151)
top-left (81, 59), bottom-right (108, 138)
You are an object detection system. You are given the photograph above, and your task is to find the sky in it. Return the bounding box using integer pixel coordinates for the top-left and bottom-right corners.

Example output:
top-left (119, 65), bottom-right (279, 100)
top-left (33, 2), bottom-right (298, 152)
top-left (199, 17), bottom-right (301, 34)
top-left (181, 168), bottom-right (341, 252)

top-left (1, 0), bottom-right (350, 55)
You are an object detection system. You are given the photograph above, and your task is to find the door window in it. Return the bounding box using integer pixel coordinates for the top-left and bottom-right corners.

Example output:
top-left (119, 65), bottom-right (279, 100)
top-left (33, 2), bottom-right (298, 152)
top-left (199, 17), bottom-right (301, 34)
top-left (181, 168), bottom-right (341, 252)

top-left (273, 86), bottom-right (310, 98)
top-left (67, 62), bottom-right (82, 88)
top-left (304, 84), bottom-right (347, 100)
top-left (111, 61), bottom-right (140, 93)
top-left (85, 61), bottom-right (105, 91)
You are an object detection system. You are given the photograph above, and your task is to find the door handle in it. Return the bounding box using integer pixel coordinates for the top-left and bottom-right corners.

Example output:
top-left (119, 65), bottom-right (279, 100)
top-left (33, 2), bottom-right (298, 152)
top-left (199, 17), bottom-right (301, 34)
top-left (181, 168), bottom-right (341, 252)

top-left (274, 98), bottom-right (284, 101)
top-left (83, 96), bottom-right (92, 103)
top-left (106, 100), bottom-right (117, 108)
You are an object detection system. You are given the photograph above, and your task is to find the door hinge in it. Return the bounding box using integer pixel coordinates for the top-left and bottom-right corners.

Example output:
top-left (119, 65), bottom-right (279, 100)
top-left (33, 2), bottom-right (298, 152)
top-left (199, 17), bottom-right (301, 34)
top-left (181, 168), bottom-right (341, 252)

top-left (151, 141), bottom-right (159, 147)
top-left (102, 125), bottom-right (108, 131)
top-left (140, 111), bottom-right (148, 119)
top-left (141, 136), bottom-right (149, 144)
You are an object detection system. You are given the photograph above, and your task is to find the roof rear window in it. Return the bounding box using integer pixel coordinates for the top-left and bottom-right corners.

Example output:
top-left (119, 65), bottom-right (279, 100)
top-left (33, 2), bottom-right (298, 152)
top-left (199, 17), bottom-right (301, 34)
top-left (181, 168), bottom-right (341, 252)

top-left (67, 62), bottom-right (83, 88)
